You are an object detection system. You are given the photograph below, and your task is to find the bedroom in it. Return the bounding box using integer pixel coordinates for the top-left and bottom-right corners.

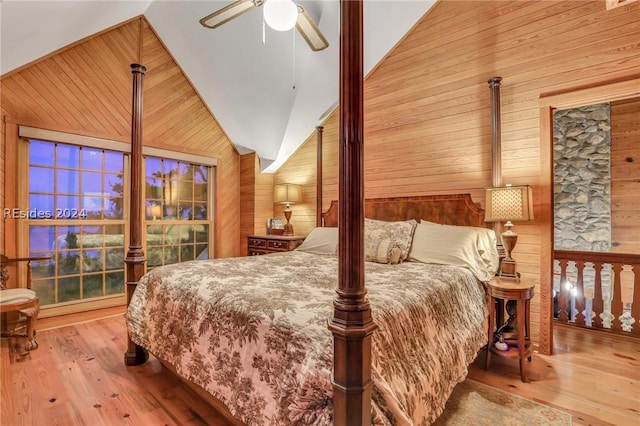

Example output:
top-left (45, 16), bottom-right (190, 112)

top-left (1, 0), bottom-right (639, 424)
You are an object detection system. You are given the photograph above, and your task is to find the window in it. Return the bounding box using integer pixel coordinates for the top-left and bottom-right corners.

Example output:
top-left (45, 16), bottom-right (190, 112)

top-left (27, 140), bottom-right (127, 306)
top-left (18, 127), bottom-right (216, 314)
top-left (144, 157), bottom-right (211, 269)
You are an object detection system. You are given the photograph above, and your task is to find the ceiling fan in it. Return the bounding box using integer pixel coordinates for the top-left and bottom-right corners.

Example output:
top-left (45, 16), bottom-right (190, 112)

top-left (199, 0), bottom-right (329, 51)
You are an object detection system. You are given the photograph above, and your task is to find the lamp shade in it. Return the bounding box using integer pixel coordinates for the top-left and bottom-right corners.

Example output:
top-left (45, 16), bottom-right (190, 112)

top-left (274, 183), bottom-right (302, 205)
top-left (485, 185), bottom-right (534, 222)
top-left (263, 0), bottom-right (299, 31)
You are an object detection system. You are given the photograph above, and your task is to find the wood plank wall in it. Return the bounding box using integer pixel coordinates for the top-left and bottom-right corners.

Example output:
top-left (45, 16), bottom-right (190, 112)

top-left (0, 17), bottom-right (241, 265)
top-left (240, 153), bottom-right (274, 255)
top-left (611, 98), bottom-right (640, 254)
top-left (273, 1), bottom-right (640, 346)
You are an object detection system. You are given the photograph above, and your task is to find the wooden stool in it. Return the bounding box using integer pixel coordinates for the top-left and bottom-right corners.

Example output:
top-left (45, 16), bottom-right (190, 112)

top-left (484, 277), bottom-right (535, 382)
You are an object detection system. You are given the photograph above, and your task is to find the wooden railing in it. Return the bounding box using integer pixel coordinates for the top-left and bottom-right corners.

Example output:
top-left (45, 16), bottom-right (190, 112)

top-left (554, 250), bottom-right (640, 337)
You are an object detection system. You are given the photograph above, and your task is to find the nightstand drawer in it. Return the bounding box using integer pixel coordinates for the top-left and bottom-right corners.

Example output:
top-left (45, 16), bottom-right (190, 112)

top-left (267, 240), bottom-right (291, 251)
top-left (247, 235), bottom-right (305, 256)
top-left (248, 238), bottom-right (267, 249)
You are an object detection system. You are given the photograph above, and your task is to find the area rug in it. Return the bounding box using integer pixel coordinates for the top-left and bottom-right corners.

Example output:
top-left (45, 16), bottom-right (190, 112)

top-left (432, 379), bottom-right (572, 426)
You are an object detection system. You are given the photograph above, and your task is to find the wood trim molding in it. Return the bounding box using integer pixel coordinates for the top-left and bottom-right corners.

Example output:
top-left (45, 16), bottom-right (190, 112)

top-left (142, 146), bottom-right (218, 166)
top-left (18, 126), bottom-right (131, 153)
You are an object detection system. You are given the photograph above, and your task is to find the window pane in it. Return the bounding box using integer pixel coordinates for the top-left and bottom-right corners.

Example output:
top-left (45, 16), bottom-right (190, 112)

top-left (193, 182), bottom-right (207, 201)
top-left (104, 197), bottom-right (123, 219)
top-left (179, 181), bottom-right (193, 201)
top-left (104, 151), bottom-right (123, 173)
top-left (193, 202), bottom-right (207, 220)
top-left (31, 279), bottom-right (55, 305)
top-left (106, 271), bottom-right (124, 295)
top-left (83, 274), bottom-right (103, 299)
top-left (196, 225), bottom-right (209, 243)
top-left (58, 251), bottom-right (80, 275)
top-left (30, 257), bottom-right (55, 279)
top-left (163, 159), bottom-right (178, 175)
top-left (105, 173), bottom-right (123, 196)
top-left (178, 204), bottom-right (192, 220)
top-left (82, 172), bottom-right (103, 193)
top-left (57, 144), bottom-right (79, 168)
top-left (181, 225), bottom-right (195, 243)
top-left (29, 226), bottom-right (55, 252)
top-left (82, 249), bottom-right (103, 272)
top-left (29, 194), bottom-right (54, 215)
top-left (58, 276), bottom-right (80, 303)
top-left (146, 177), bottom-right (163, 200)
top-left (105, 248), bottom-right (124, 270)
top-left (194, 165), bottom-right (207, 182)
top-left (179, 163), bottom-right (194, 180)
top-left (30, 140), bottom-right (55, 166)
top-left (82, 148), bottom-right (102, 171)
top-left (180, 245), bottom-right (194, 262)
top-left (82, 195), bottom-right (102, 219)
top-left (147, 247), bottom-right (162, 266)
top-left (56, 169), bottom-right (80, 194)
top-left (56, 227), bottom-right (80, 248)
top-left (196, 244), bottom-right (208, 260)
top-left (57, 195), bottom-right (81, 212)
top-left (29, 167), bottom-right (54, 193)
top-left (164, 246), bottom-right (178, 265)
top-left (145, 157), bottom-right (162, 177)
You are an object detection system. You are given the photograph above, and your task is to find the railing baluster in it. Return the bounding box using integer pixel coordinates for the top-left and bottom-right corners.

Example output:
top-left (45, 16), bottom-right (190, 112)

top-left (593, 262), bottom-right (604, 329)
top-left (631, 265), bottom-right (640, 336)
top-left (575, 260), bottom-right (585, 326)
top-left (611, 264), bottom-right (623, 332)
top-left (558, 259), bottom-right (569, 323)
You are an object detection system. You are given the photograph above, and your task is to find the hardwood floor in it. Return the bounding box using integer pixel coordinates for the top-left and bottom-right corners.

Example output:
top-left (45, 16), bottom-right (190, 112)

top-left (2, 315), bottom-right (639, 425)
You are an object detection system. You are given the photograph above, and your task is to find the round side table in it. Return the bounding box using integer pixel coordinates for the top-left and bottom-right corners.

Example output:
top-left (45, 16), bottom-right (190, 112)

top-left (484, 276), bottom-right (535, 382)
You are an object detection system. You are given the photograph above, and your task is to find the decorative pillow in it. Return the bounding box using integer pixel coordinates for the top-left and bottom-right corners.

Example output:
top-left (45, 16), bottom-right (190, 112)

top-left (364, 218), bottom-right (417, 262)
top-left (364, 238), bottom-right (402, 264)
top-left (295, 227), bottom-right (338, 255)
top-left (409, 222), bottom-right (497, 282)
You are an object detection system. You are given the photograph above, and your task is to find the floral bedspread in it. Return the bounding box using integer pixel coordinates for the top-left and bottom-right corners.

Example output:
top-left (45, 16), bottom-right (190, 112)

top-left (125, 251), bottom-right (488, 425)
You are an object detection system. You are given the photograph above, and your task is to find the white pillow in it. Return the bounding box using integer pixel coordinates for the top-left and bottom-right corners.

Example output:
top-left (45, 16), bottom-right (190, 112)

top-left (420, 220), bottom-right (499, 275)
top-left (409, 222), bottom-right (497, 282)
top-left (295, 227), bottom-right (338, 255)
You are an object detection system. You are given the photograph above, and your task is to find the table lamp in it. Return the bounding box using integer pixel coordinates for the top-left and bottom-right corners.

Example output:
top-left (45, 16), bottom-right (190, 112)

top-left (274, 183), bottom-right (302, 236)
top-left (485, 184), bottom-right (534, 281)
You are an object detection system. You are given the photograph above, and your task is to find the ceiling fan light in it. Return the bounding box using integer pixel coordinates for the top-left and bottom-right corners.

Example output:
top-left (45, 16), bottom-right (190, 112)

top-left (263, 0), bottom-right (298, 31)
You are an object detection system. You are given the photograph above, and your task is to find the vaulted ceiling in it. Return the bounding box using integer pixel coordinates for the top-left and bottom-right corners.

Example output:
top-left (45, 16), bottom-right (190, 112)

top-left (1, 0), bottom-right (435, 172)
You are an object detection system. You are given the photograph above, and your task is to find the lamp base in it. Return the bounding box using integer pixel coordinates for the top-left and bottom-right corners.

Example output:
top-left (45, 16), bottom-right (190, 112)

top-left (283, 223), bottom-right (294, 236)
top-left (498, 258), bottom-right (519, 281)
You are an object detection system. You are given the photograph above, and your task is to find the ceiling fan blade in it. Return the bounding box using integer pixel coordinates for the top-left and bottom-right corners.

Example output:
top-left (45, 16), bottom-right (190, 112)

top-left (200, 0), bottom-right (259, 30)
top-left (295, 5), bottom-right (329, 52)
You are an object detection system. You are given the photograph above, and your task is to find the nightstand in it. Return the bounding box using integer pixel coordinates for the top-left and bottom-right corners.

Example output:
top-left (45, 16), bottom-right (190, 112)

top-left (484, 276), bottom-right (535, 382)
top-left (248, 235), bottom-right (305, 256)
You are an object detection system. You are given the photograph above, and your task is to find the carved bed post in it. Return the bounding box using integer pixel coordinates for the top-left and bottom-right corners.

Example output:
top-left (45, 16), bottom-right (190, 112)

top-left (316, 125), bottom-right (324, 227)
top-left (328, 1), bottom-right (377, 425)
top-left (488, 77), bottom-right (505, 261)
top-left (488, 76), bottom-right (503, 188)
top-left (124, 63), bottom-right (149, 366)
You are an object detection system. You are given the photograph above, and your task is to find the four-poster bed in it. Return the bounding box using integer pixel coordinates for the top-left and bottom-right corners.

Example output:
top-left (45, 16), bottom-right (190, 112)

top-left (123, 2), bottom-right (498, 424)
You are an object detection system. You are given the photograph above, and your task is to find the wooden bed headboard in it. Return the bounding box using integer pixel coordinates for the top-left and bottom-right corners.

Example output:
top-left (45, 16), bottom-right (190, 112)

top-left (322, 194), bottom-right (487, 228)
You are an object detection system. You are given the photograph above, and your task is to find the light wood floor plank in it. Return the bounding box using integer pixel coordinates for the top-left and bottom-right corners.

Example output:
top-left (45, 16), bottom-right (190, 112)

top-left (2, 316), bottom-right (639, 425)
